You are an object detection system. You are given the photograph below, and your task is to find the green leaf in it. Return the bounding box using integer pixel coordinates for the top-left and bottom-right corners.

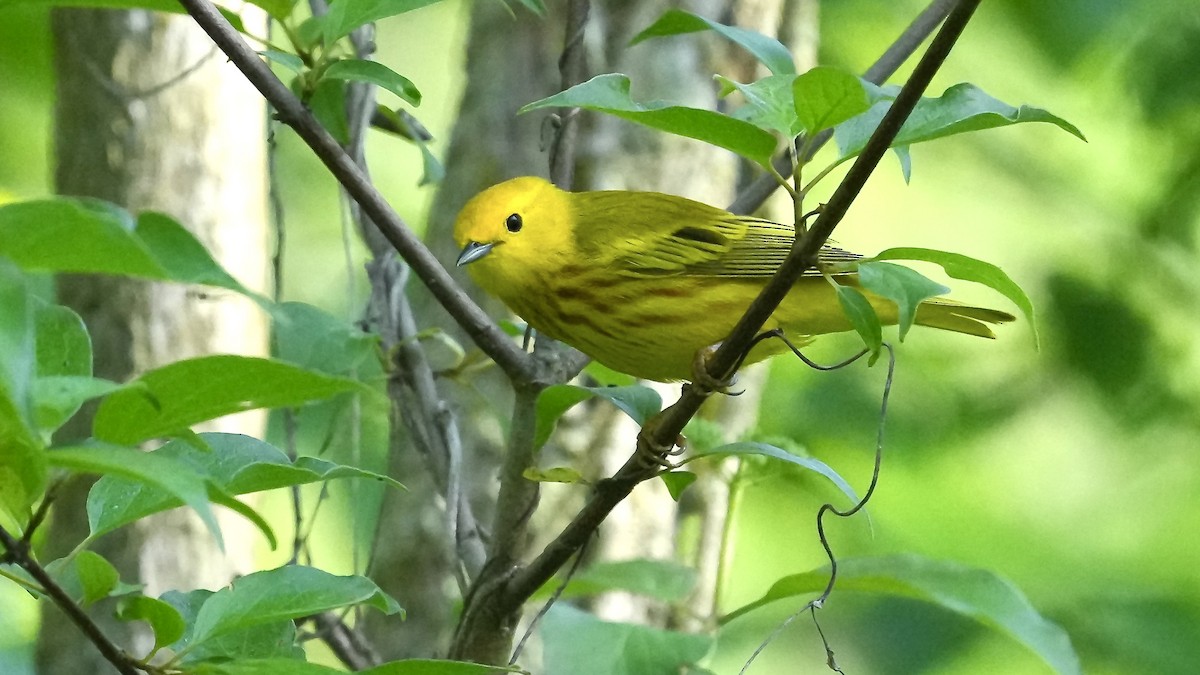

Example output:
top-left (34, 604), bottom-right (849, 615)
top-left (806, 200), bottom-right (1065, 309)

top-left (191, 659), bottom-right (523, 675)
top-left (189, 566), bottom-right (402, 647)
top-left (546, 559), bottom-right (697, 604)
top-left (48, 443), bottom-right (223, 548)
top-left (685, 442), bottom-right (860, 507)
top-left (33, 376), bottom-right (125, 439)
top-left (259, 50), bottom-right (304, 75)
top-left (534, 384), bottom-right (662, 450)
top-left (0, 200), bottom-right (263, 302)
top-left (857, 262), bottom-right (950, 341)
top-left (92, 355), bottom-right (358, 445)
top-left (272, 302), bottom-right (378, 375)
top-left (320, 0), bottom-right (444, 44)
top-left (321, 59), bottom-right (421, 106)
top-left (793, 66), bottom-right (872, 135)
top-left (307, 78), bottom-right (350, 145)
top-left (189, 662), bottom-right (344, 675)
top-left (717, 74), bottom-right (800, 137)
top-left (35, 302), bottom-right (90, 377)
top-left (832, 283), bottom-right (883, 359)
top-left (0, 0), bottom-right (248, 32)
top-left (872, 247), bottom-right (1038, 346)
top-left (417, 141), bottom-right (444, 186)
top-left (631, 9), bottom-right (795, 76)
top-left (162, 588), bottom-right (304, 664)
top-left (0, 260), bottom-right (45, 526)
top-left (135, 212), bottom-right (258, 295)
top-left (720, 554), bottom-right (1081, 675)
top-left (543, 604), bottom-right (711, 675)
top-left (46, 550), bottom-right (122, 607)
top-left (834, 82), bottom-right (1085, 162)
top-left (117, 595), bottom-right (187, 652)
top-left (521, 74), bottom-right (778, 170)
top-left (659, 470), bottom-right (697, 501)
top-left (523, 466), bottom-right (585, 484)
top-left (86, 433), bottom-right (402, 539)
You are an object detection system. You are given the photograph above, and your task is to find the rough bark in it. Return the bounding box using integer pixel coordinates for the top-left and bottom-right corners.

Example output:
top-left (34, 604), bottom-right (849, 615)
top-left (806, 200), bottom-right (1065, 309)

top-left (38, 6), bottom-right (268, 672)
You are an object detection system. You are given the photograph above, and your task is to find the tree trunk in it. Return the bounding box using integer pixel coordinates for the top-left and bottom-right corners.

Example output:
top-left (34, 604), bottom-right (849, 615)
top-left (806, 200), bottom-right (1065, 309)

top-left (38, 6), bottom-right (268, 672)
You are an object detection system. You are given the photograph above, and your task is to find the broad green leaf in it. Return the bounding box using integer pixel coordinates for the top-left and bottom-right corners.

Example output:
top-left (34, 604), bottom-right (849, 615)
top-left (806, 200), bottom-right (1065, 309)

top-left (117, 595), bottom-right (187, 652)
top-left (631, 9), bottom-right (795, 76)
top-left (272, 302), bottom-right (378, 375)
top-left (87, 433), bottom-right (402, 539)
top-left (543, 559), bottom-right (697, 604)
top-left (857, 261), bottom-right (950, 341)
top-left (259, 50), bottom-right (304, 75)
top-left (307, 78), bottom-right (350, 145)
top-left (720, 554), bottom-right (1081, 675)
top-left (0, 200), bottom-right (160, 276)
top-left (0, 200), bottom-right (263, 302)
top-left (534, 383), bottom-right (662, 450)
top-left (322, 59), bottom-right (421, 106)
top-left (48, 444), bottom-right (222, 547)
top-left (835, 83), bottom-right (1085, 162)
top-left (190, 566), bottom-right (402, 647)
top-left (320, 0), bottom-right (444, 44)
top-left (0, 260), bottom-right (45, 526)
top-left (717, 74), bottom-right (800, 137)
top-left (92, 355), bottom-right (358, 445)
top-left (33, 376), bottom-right (125, 438)
top-left (793, 66), bottom-right (871, 135)
top-left (35, 302), bottom-right (90, 377)
top-left (543, 604), bottom-right (711, 675)
top-left (832, 283), bottom-right (883, 359)
top-left (189, 662), bottom-right (345, 675)
top-left (659, 470), bottom-right (698, 501)
top-left (46, 551), bottom-right (121, 607)
top-left (685, 442), bottom-right (860, 507)
top-left (521, 74), bottom-right (778, 170)
top-left (0, 0), bottom-right (248, 32)
top-left (134, 212), bottom-right (258, 297)
top-left (162, 588), bottom-right (303, 664)
top-left (872, 247), bottom-right (1038, 346)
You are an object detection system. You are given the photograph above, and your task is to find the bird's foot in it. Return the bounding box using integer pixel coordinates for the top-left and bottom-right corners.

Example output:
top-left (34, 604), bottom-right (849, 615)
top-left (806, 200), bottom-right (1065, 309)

top-left (688, 343), bottom-right (741, 397)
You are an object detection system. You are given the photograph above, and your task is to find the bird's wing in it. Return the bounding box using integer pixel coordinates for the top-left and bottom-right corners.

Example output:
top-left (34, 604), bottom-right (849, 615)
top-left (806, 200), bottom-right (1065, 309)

top-left (575, 191), bottom-right (861, 278)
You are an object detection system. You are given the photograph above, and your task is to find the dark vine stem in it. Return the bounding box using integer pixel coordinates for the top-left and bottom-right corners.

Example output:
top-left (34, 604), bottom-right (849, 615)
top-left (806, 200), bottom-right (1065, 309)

top-left (0, 525), bottom-right (142, 675)
top-left (735, 341), bottom-right (894, 675)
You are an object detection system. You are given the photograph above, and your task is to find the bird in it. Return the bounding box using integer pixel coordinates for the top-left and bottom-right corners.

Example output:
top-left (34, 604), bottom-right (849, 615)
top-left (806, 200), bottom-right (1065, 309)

top-left (453, 176), bottom-right (1013, 382)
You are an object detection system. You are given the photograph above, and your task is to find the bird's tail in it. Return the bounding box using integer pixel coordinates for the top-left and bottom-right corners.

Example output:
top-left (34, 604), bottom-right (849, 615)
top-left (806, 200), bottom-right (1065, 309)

top-left (914, 299), bottom-right (1016, 338)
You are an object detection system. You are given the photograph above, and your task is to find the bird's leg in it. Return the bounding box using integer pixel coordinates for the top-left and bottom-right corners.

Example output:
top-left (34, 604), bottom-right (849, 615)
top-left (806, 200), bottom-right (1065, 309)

top-left (634, 413), bottom-right (685, 470)
top-left (687, 343), bottom-right (740, 397)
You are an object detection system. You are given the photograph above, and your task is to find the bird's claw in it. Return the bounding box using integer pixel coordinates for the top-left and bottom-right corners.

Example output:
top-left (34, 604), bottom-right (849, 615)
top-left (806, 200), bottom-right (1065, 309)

top-left (688, 344), bottom-right (740, 396)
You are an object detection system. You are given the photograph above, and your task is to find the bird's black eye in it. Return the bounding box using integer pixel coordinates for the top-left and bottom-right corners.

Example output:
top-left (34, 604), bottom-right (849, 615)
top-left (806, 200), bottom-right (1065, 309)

top-left (505, 213), bottom-right (523, 233)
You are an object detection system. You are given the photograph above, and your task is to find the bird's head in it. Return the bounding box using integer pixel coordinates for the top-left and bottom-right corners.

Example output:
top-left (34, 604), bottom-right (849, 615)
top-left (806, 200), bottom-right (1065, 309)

top-left (453, 176), bottom-right (574, 294)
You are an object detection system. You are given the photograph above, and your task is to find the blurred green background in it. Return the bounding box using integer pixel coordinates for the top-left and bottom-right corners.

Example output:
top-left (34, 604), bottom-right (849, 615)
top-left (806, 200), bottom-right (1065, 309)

top-left (1, 0), bottom-right (1198, 673)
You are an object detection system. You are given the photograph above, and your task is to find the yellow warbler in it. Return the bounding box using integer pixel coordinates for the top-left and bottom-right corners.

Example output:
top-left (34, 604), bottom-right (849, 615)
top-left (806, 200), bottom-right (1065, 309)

top-left (454, 176), bottom-right (1013, 382)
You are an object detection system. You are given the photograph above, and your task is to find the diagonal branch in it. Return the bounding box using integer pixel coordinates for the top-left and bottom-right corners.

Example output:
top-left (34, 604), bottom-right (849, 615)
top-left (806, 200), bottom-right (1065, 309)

top-left (177, 0), bottom-right (536, 383)
top-left (0, 526), bottom-right (142, 675)
top-left (504, 0), bottom-right (984, 609)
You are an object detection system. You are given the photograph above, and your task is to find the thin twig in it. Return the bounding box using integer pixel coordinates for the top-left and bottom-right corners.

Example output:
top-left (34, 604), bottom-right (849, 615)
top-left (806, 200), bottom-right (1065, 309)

top-left (0, 526), bottom-right (142, 675)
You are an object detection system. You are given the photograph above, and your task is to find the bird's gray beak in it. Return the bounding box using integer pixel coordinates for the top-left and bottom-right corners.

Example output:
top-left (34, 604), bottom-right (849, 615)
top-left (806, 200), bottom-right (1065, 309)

top-left (456, 241), bottom-right (494, 267)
